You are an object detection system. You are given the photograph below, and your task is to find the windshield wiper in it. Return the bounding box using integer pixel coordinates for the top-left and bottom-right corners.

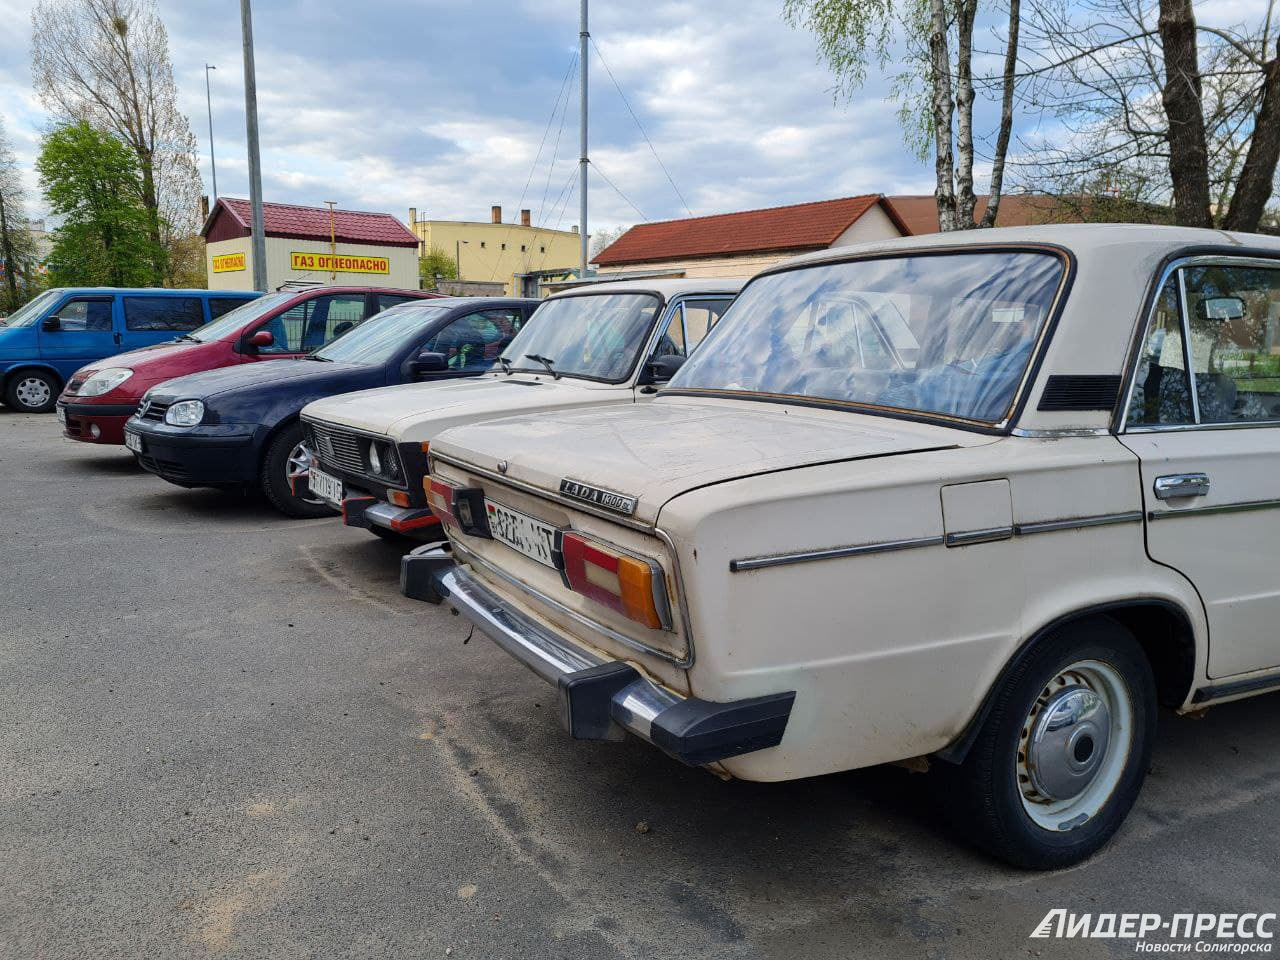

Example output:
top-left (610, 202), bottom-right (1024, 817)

top-left (303, 354), bottom-right (332, 362)
top-left (525, 354), bottom-right (560, 379)
top-left (496, 355), bottom-right (512, 375)
top-left (174, 334), bottom-right (199, 342)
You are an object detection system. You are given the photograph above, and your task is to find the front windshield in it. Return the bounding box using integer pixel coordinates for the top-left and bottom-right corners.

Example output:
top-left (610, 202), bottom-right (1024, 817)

top-left (503, 293), bottom-right (660, 381)
top-left (186, 290), bottom-right (291, 342)
top-left (314, 303), bottom-right (450, 364)
top-left (0, 289), bottom-right (62, 328)
top-left (669, 251), bottom-right (1065, 424)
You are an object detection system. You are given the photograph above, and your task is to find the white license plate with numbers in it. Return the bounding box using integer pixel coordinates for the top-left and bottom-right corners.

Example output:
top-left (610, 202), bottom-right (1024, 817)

top-left (309, 466), bottom-right (343, 505)
top-left (124, 431), bottom-right (143, 453)
top-left (485, 499), bottom-right (559, 568)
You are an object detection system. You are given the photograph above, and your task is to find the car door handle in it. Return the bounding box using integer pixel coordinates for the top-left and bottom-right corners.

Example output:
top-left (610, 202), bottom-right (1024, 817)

top-left (1154, 473), bottom-right (1211, 500)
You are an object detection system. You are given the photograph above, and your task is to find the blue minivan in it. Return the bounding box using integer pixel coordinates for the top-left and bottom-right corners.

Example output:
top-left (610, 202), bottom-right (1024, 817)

top-left (0, 288), bottom-right (259, 413)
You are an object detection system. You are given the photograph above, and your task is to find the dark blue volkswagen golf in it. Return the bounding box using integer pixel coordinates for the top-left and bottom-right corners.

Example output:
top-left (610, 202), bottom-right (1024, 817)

top-left (123, 297), bottom-right (536, 517)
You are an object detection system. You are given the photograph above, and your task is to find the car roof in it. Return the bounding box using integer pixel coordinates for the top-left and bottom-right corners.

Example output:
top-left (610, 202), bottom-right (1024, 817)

top-left (547, 277), bottom-right (745, 300)
top-left (39, 287), bottom-right (257, 296)
top-left (768, 222), bottom-right (1280, 274)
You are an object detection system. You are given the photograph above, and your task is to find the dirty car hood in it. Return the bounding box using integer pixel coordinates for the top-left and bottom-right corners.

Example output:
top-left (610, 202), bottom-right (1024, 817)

top-left (430, 396), bottom-right (989, 525)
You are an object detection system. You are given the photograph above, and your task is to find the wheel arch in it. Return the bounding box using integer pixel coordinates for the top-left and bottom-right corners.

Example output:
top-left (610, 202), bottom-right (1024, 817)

top-left (4, 363), bottom-right (64, 394)
top-left (935, 598), bottom-right (1197, 765)
top-left (255, 411), bottom-right (305, 473)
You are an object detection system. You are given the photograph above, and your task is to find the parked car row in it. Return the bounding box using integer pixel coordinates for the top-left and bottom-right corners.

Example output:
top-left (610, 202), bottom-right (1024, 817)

top-left (26, 223), bottom-right (1280, 871)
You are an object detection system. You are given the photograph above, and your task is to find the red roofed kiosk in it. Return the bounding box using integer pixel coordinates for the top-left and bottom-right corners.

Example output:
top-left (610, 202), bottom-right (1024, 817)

top-left (202, 198), bottom-right (421, 291)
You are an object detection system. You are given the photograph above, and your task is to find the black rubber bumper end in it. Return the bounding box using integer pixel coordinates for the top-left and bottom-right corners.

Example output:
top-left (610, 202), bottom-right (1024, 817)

top-left (651, 692), bottom-right (797, 767)
top-left (341, 496), bottom-right (376, 529)
top-left (400, 547), bottom-right (454, 603)
top-left (557, 662), bottom-right (638, 740)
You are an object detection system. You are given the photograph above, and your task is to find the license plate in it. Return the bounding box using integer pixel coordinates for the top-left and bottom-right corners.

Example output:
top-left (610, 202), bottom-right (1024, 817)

top-left (309, 466), bottom-right (343, 505)
top-left (124, 431), bottom-right (143, 453)
top-left (56, 406), bottom-right (66, 424)
top-left (485, 499), bottom-right (559, 568)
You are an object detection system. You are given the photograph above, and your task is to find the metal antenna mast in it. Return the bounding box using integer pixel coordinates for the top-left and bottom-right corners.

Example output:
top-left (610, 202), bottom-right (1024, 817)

top-left (578, 0), bottom-right (588, 276)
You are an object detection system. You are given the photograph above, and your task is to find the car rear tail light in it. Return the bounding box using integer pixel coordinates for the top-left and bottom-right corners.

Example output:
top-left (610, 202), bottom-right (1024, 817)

top-left (561, 532), bottom-right (671, 631)
top-left (427, 478), bottom-right (456, 523)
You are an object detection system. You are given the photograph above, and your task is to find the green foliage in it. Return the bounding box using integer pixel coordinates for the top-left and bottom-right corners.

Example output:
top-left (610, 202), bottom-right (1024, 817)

top-left (418, 246), bottom-right (458, 287)
top-left (782, 0), bottom-right (898, 99)
top-left (37, 121), bottom-right (156, 287)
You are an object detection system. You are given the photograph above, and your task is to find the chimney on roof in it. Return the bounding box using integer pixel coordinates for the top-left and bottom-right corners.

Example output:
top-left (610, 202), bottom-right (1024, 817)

top-left (520, 208), bottom-right (531, 227)
top-left (571, 225), bottom-right (579, 234)
top-left (491, 205), bottom-right (502, 224)
top-left (408, 206), bottom-right (417, 225)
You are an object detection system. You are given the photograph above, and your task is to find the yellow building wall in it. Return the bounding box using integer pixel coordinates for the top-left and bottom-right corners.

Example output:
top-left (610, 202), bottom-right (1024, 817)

top-left (206, 236), bottom-right (419, 291)
top-left (411, 220), bottom-right (581, 295)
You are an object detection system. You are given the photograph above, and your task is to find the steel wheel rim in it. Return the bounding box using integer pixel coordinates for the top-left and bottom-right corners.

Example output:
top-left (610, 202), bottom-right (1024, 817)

top-left (286, 442), bottom-right (323, 505)
top-left (1016, 658), bottom-right (1133, 832)
top-left (15, 376), bottom-right (51, 409)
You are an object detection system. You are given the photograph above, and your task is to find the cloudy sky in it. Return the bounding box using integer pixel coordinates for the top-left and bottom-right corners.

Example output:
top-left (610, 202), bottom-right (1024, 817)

top-left (0, 0), bottom-right (949, 234)
top-left (0, 0), bottom-right (1264, 236)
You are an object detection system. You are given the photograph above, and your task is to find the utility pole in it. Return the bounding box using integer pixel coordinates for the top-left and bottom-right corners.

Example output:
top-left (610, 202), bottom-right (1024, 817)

top-left (578, 0), bottom-right (588, 277)
top-left (240, 0), bottom-right (267, 291)
top-left (204, 64), bottom-right (218, 200)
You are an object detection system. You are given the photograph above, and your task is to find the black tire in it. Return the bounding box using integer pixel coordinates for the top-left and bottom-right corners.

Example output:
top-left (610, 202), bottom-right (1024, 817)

top-left (940, 616), bottom-right (1156, 870)
top-left (260, 422), bottom-right (333, 519)
top-left (6, 369), bottom-right (60, 413)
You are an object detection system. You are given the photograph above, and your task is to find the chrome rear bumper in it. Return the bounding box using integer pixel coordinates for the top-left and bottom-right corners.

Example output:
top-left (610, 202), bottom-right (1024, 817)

top-left (402, 546), bottom-right (795, 767)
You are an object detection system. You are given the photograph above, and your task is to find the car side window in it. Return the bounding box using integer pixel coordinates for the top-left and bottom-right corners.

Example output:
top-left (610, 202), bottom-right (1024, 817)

top-left (53, 298), bottom-right (113, 332)
top-left (123, 296), bottom-right (205, 331)
top-left (262, 294), bottom-right (367, 353)
top-left (1182, 265), bottom-right (1280, 423)
top-left (680, 298), bottom-right (733, 353)
top-left (377, 294), bottom-right (415, 312)
top-left (1127, 267), bottom-right (1280, 426)
top-left (422, 310), bottom-right (523, 371)
top-left (209, 297), bottom-right (249, 320)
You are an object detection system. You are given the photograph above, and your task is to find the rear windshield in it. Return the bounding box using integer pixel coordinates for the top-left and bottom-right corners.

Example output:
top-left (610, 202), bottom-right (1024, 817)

top-left (186, 291), bottom-right (295, 342)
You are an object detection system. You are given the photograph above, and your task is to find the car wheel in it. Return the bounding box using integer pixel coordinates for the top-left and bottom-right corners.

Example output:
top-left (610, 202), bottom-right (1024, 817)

top-left (943, 616), bottom-right (1156, 869)
top-left (260, 422), bottom-right (333, 519)
top-left (6, 370), bottom-right (59, 413)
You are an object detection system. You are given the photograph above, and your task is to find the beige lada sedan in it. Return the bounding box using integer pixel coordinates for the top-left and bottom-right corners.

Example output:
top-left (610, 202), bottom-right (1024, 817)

top-left (403, 224), bottom-right (1280, 868)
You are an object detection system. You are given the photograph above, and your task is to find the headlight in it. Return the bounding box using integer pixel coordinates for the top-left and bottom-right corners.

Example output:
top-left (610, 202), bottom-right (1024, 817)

top-left (366, 441), bottom-right (402, 481)
top-left (368, 442), bottom-right (382, 475)
top-left (78, 367), bottom-right (133, 397)
top-left (165, 400), bottom-right (205, 426)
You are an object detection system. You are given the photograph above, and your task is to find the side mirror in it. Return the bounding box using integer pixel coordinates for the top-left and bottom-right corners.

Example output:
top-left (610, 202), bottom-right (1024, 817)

top-left (246, 330), bottom-right (274, 348)
top-left (644, 354), bottom-right (686, 384)
top-left (411, 351), bottom-right (448, 375)
top-left (41, 316), bottom-right (61, 332)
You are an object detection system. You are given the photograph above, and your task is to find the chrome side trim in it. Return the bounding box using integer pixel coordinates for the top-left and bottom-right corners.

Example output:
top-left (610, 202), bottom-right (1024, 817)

top-left (729, 535), bottom-right (945, 573)
top-left (651, 525), bottom-right (697, 669)
top-left (1148, 498), bottom-right (1280, 521)
top-left (1014, 511), bottom-right (1144, 536)
top-left (453, 543), bottom-right (692, 667)
top-left (944, 526), bottom-right (1014, 547)
top-left (1010, 427), bottom-right (1112, 438)
top-left (731, 510), bottom-right (1146, 571)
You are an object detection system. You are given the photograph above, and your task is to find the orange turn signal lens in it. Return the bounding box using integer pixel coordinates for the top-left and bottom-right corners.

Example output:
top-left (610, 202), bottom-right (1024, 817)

top-left (561, 532), bottom-right (670, 630)
top-left (388, 489), bottom-right (410, 508)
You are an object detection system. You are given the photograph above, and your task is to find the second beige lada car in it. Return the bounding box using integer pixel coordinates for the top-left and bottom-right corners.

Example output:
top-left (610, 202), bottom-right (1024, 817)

top-left (300, 278), bottom-right (739, 540)
top-left (406, 224), bottom-right (1280, 869)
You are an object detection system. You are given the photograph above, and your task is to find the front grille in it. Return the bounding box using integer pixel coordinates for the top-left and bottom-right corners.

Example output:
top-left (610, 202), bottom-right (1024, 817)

top-left (307, 422), bottom-right (366, 475)
top-left (140, 400), bottom-right (169, 422)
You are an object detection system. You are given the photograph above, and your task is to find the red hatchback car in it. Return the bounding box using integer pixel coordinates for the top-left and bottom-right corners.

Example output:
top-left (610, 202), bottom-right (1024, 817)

top-left (57, 286), bottom-right (437, 445)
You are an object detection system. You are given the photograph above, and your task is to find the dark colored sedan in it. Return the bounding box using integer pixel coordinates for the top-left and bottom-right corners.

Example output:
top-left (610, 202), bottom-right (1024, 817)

top-left (123, 297), bottom-right (537, 517)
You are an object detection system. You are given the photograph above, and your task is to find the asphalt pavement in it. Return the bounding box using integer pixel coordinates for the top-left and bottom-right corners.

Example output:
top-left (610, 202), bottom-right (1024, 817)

top-left (2, 408), bottom-right (1278, 960)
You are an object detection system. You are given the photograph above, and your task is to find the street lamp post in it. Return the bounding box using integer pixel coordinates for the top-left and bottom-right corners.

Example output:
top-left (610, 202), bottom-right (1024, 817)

top-left (455, 239), bottom-right (468, 285)
top-left (240, 0), bottom-right (267, 291)
top-left (204, 64), bottom-right (218, 200)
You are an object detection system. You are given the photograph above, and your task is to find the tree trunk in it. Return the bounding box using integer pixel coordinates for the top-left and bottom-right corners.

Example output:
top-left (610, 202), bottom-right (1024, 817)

top-left (982, 0), bottom-right (1021, 229)
top-left (0, 191), bottom-right (18, 307)
top-left (137, 150), bottom-right (165, 284)
top-left (928, 0), bottom-right (958, 231)
top-left (1223, 40), bottom-right (1280, 233)
top-left (1157, 0), bottom-right (1213, 228)
top-left (954, 0), bottom-right (979, 228)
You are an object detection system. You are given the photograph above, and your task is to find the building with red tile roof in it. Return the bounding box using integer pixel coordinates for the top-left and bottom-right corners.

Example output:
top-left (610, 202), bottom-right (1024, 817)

top-left (202, 198), bottom-right (422, 291)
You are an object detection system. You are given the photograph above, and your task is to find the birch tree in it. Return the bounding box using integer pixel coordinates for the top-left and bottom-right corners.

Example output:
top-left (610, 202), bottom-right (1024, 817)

top-left (783, 0), bottom-right (1024, 230)
top-left (31, 0), bottom-right (204, 284)
top-left (0, 117), bottom-right (38, 312)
